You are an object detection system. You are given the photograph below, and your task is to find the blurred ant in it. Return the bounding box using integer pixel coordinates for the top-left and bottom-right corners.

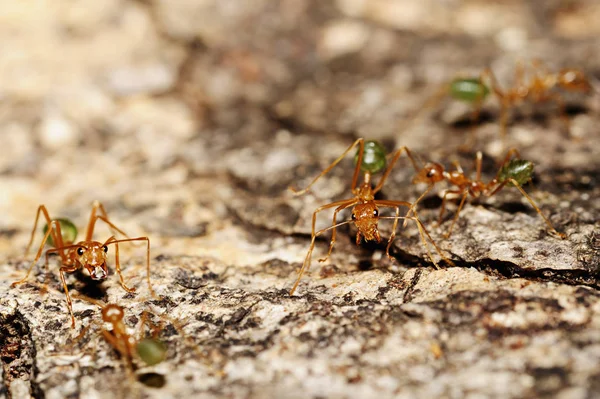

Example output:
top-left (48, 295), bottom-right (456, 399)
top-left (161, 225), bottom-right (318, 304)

top-left (481, 60), bottom-right (592, 137)
top-left (411, 149), bottom-right (567, 239)
top-left (71, 295), bottom-right (168, 371)
top-left (289, 138), bottom-right (454, 295)
top-left (418, 60), bottom-right (592, 137)
top-left (11, 201), bottom-right (153, 328)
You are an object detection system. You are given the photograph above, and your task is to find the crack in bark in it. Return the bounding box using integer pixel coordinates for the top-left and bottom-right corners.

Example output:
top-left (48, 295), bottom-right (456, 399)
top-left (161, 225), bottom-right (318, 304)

top-left (0, 304), bottom-right (43, 399)
top-left (467, 259), bottom-right (600, 289)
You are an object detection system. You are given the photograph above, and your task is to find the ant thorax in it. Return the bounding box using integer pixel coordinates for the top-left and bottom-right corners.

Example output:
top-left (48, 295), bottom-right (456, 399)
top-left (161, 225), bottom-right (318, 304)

top-left (355, 182), bottom-right (375, 201)
top-left (468, 181), bottom-right (487, 196)
top-left (447, 170), bottom-right (469, 186)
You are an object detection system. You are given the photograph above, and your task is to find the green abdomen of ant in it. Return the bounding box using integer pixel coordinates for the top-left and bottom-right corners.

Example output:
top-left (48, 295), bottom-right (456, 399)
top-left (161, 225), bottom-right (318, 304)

top-left (355, 140), bottom-right (387, 174)
top-left (43, 218), bottom-right (78, 247)
top-left (136, 338), bottom-right (167, 366)
top-left (497, 159), bottom-right (534, 186)
top-left (450, 78), bottom-right (490, 103)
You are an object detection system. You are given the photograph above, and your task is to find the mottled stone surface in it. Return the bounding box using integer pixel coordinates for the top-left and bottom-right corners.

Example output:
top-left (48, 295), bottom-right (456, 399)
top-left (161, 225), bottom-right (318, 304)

top-left (1, 1), bottom-right (599, 398)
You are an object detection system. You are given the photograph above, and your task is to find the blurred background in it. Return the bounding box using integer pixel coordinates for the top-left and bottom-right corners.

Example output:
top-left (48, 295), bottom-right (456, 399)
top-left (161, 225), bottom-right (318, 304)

top-left (1, 0), bottom-right (598, 250)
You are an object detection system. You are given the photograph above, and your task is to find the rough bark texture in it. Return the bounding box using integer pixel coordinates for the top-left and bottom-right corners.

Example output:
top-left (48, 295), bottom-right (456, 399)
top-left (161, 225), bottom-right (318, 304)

top-left (1, 1), bottom-right (599, 398)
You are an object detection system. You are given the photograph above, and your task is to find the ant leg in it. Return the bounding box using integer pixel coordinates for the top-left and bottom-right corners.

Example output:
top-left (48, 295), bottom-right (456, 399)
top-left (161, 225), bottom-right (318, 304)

top-left (58, 266), bottom-right (79, 329)
top-left (437, 190), bottom-right (465, 226)
top-left (411, 214), bottom-right (455, 268)
top-left (450, 160), bottom-right (464, 174)
top-left (462, 97), bottom-right (485, 149)
top-left (318, 200), bottom-right (357, 263)
top-left (290, 201), bottom-right (356, 296)
top-left (374, 146), bottom-right (420, 194)
top-left (413, 184), bottom-right (434, 212)
top-left (114, 240), bottom-right (135, 293)
top-left (498, 102), bottom-right (510, 139)
top-left (386, 207), bottom-right (402, 261)
top-left (505, 179), bottom-right (566, 239)
top-left (289, 139), bottom-right (365, 195)
top-left (290, 236), bottom-right (316, 295)
top-left (12, 220), bottom-right (65, 287)
top-left (105, 236), bottom-right (154, 296)
top-left (137, 311), bottom-right (151, 340)
top-left (290, 199), bottom-right (357, 294)
top-left (444, 192), bottom-right (469, 239)
top-left (105, 237), bottom-right (134, 293)
top-left (474, 151), bottom-right (483, 182)
top-left (498, 148), bottom-right (522, 167)
top-left (401, 82), bottom-right (451, 133)
top-left (24, 206), bottom-right (68, 262)
top-left (379, 212), bottom-right (455, 268)
top-left (85, 201), bottom-right (101, 241)
top-left (530, 59), bottom-right (550, 78)
top-left (100, 329), bottom-right (135, 369)
top-left (487, 179), bottom-right (566, 238)
top-left (85, 201), bottom-right (132, 241)
top-left (371, 200), bottom-right (414, 259)
top-left (24, 206), bottom-right (56, 256)
top-left (514, 60), bottom-right (526, 86)
top-left (402, 184), bottom-right (434, 229)
top-left (481, 68), bottom-right (510, 139)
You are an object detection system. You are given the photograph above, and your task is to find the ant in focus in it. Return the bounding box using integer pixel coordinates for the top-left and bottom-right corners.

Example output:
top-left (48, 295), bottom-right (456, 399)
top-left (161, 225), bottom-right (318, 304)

top-left (420, 60), bottom-right (593, 138)
top-left (289, 138), bottom-right (454, 295)
top-left (11, 201), bottom-right (153, 328)
top-left (411, 149), bottom-right (567, 240)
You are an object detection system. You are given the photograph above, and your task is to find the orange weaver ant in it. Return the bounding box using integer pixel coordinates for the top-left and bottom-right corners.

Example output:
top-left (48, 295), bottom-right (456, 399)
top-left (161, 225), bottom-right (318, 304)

top-left (71, 295), bottom-right (168, 370)
top-left (411, 149), bottom-right (567, 239)
top-left (12, 201), bottom-right (153, 328)
top-left (417, 60), bottom-right (592, 138)
top-left (289, 138), bottom-right (454, 295)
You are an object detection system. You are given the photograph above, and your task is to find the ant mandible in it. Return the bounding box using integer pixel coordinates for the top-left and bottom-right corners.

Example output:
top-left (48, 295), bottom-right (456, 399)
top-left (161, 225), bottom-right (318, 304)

top-left (11, 201), bottom-right (154, 328)
top-left (289, 138), bottom-right (454, 295)
top-left (411, 149), bottom-right (567, 239)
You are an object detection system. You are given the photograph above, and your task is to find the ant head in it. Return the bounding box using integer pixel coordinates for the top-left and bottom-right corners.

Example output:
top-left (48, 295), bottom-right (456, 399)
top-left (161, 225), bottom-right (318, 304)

top-left (76, 242), bottom-right (109, 280)
top-left (497, 159), bottom-right (534, 186)
top-left (558, 69), bottom-right (592, 92)
top-left (351, 202), bottom-right (381, 243)
top-left (413, 163), bottom-right (445, 185)
top-left (102, 304), bottom-right (125, 324)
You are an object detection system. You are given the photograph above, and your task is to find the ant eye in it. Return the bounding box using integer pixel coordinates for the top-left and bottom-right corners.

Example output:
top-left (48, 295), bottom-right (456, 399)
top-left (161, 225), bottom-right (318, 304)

top-left (373, 209), bottom-right (379, 217)
top-left (427, 169), bottom-right (435, 178)
top-left (77, 247), bottom-right (84, 256)
top-left (351, 213), bottom-right (356, 220)
top-left (102, 245), bottom-right (108, 253)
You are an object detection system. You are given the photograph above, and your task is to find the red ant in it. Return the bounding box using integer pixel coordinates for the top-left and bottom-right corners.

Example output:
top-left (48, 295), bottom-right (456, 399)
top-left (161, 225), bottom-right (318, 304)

top-left (11, 201), bottom-right (153, 328)
top-left (289, 138), bottom-right (454, 295)
top-left (411, 149), bottom-right (567, 239)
